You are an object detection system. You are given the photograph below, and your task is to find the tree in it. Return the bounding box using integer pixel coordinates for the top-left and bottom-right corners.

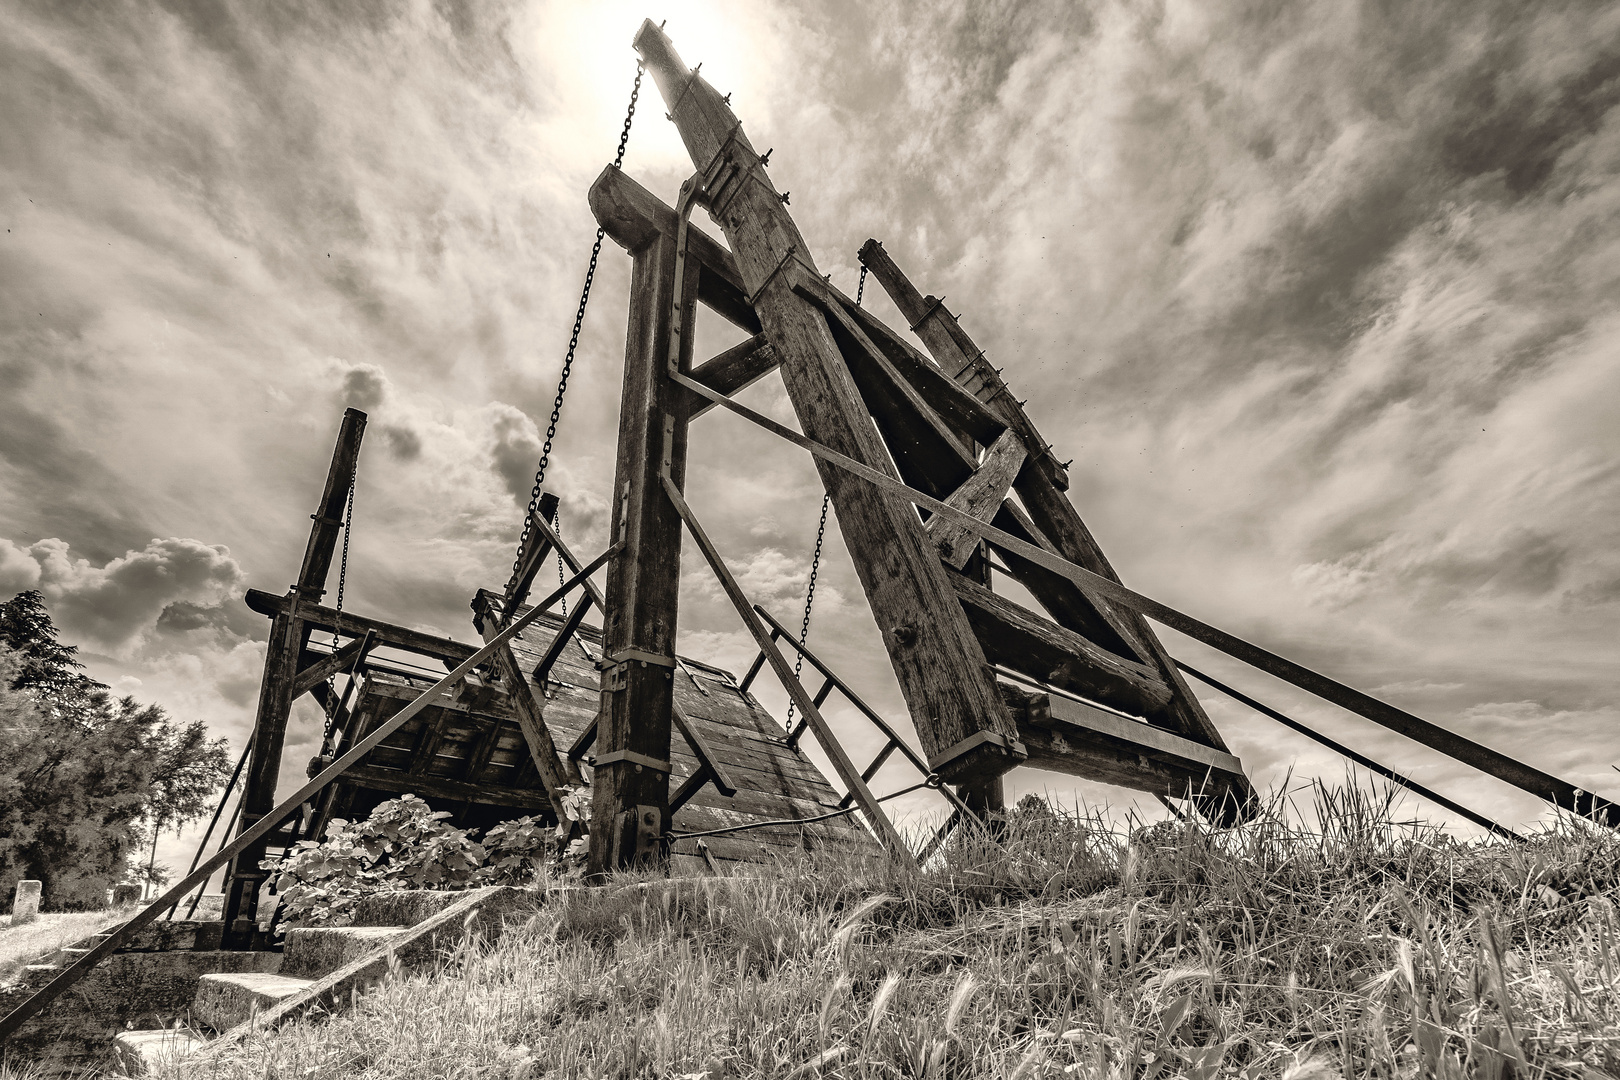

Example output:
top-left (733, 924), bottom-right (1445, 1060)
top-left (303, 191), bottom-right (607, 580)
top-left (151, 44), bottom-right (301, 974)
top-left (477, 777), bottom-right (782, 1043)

top-left (0, 591), bottom-right (231, 911)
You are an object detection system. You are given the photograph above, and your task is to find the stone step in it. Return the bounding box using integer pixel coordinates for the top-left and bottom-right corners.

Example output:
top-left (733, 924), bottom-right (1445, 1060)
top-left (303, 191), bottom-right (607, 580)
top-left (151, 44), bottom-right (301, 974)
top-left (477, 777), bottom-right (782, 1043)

top-left (347, 889), bottom-right (468, 928)
top-left (192, 971), bottom-right (316, 1033)
top-left (112, 1028), bottom-right (209, 1077)
top-left (281, 925), bottom-right (409, 978)
top-left (59, 946), bottom-right (94, 961)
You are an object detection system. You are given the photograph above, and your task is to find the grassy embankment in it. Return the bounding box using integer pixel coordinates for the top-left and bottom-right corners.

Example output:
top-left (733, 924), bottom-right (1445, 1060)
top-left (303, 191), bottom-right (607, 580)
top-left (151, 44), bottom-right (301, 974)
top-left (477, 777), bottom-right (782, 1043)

top-left (51, 785), bottom-right (1620, 1078)
top-left (0, 906), bottom-right (137, 987)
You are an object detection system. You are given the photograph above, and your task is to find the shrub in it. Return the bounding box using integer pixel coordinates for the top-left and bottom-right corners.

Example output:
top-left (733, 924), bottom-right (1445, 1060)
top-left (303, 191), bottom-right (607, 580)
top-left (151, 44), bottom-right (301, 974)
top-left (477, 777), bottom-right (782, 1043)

top-left (263, 794), bottom-right (574, 928)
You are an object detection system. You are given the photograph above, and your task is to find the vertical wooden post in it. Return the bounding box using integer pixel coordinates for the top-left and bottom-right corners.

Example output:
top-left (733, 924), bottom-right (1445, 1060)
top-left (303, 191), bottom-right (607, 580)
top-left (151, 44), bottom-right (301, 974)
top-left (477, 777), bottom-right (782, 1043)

top-left (223, 408), bottom-right (366, 946)
top-left (585, 218), bottom-right (697, 876)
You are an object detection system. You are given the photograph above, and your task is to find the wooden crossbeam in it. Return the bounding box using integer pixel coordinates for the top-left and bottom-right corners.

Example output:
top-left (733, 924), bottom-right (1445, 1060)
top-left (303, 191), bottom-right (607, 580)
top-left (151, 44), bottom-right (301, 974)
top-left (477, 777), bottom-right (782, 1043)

top-left (290, 633), bottom-right (375, 699)
top-left (248, 590), bottom-right (478, 665)
top-left (948, 572), bottom-right (1172, 717)
top-left (928, 429), bottom-right (1026, 569)
top-left (685, 334), bottom-right (781, 419)
top-left (1003, 684), bottom-right (1247, 806)
top-left (590, 164), bottom-right (759, 333)
top-left (501, 492), bottom-right (561, 623)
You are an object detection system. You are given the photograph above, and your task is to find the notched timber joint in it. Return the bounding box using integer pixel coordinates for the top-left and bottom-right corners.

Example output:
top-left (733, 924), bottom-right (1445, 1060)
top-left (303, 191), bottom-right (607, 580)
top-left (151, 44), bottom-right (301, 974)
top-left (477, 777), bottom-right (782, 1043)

top-left (926, 730), bottom-right (1028, 776)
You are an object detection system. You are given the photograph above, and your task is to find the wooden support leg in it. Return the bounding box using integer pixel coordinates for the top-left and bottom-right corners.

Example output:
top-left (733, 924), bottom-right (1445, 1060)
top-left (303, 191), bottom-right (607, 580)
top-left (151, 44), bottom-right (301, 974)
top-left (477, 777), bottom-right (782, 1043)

top-left (224, 408), bottom-right (367, 947)
top-left (586, 224), bottom-right (698, 877)
top-left (955, 775), bottom-right (1006, 838)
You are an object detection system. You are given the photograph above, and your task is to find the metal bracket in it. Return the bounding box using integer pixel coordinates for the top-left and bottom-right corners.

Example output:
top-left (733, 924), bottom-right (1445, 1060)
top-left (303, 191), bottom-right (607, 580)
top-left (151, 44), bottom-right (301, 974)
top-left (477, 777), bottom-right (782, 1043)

top-left (925, 730), bottom-right (1029, 774)
top-left (593, 749), bottom-right (672, 775)
top-left (603, 663), bottom-right (628, 692)
top-left (604, 648), bottom-right (677, 668)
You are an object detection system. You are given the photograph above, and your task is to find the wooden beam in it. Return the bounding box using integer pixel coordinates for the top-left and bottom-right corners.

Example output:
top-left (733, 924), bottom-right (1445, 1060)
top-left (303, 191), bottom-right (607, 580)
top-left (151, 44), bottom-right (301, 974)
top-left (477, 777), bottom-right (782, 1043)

top-left (406, 709), bottom-right (455, 775)
top-left (806, 284), bottom-right (978, 498)
top-left (476, 633), bottom-right (575, 825)
top-left (589, 165), bottom-right (760, 334)
top-left (986, 500), bottom-right (1142, 660)
top-left (290, 633), bottom-right (375, 700)
top-left (855, 240), bottom-right (1243, 774)
top-left (824, 283), bottom-right (1006, 448)
top-left (459, 717), bottom-right (506, 786)
top-left (531, 593), bottom-right (593, 684)
top-left (339, 764), bottom-right (552, 811)
top-left (662, 475), bottom-right (915, 864)
top-left (634, 20), bottom-right (1023, 784)
top-left (501, 492), bottom-right (561, 622)
top-left (246, 589), bottom-right (478, 665)
top-left (928, 430), bottom-right (1026, 570)
top-left (582, 215), bottom-right (697, 874)
top-left (685, 334), bottom-right (781, 419)
top-left (225, 409), bottom-right (370, 945)
top-left (295, 408), bottom-right (368, 604)
top-left (998, 683), bottom-right (1245, 803)
top-left (947, 571), bottom-right (1172, 717)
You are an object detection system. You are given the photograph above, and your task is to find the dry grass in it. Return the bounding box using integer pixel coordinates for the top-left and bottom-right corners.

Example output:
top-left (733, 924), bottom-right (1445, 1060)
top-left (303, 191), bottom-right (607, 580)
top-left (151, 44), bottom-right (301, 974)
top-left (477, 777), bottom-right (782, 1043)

top-left (155, 782), bottom-right (1618, 1079)
top-left (0, 907), bottom-right (134, 987)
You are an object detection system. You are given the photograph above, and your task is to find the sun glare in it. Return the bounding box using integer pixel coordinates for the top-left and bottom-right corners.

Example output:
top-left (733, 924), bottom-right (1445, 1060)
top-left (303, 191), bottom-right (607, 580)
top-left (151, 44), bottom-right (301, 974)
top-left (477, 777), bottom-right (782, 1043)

top-left (526, 0), bottom-right (771, 177)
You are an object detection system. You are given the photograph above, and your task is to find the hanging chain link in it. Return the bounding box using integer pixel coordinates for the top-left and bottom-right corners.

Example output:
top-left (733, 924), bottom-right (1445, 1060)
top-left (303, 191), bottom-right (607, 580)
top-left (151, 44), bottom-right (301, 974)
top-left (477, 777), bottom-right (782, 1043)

top-left (555, 509), bottom-right (568, 619)
top-left (785, 492), bottom-right (831, 726)
top-left (504, 60), bottom-right (645, 597)
top-left (855, 264), bottom-right (869, 307)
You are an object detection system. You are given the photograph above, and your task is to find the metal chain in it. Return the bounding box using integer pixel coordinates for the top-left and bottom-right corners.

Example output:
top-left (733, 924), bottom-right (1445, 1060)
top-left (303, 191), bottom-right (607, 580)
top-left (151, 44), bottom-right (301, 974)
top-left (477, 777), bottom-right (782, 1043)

top-left (504, 60), bottom-right (645, 596)
top-left (554, 509), bottom-right (568, 619)
top-left (785, 492), bottom-right (831, 726)
top-left (855, 265), bottom-right (869, 307)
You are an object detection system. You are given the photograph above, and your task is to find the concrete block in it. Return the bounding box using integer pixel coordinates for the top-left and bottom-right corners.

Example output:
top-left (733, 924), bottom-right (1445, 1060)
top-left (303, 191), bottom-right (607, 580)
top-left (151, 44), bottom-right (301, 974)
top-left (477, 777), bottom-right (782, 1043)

top-left (112, 1028), bottom-right (208, 1077)
top-left (11, 879), bottom-right (41, 925)
top-left (281, 925), bottom-right (408, 978)
top-left (346, 889), bottom-right (466, 928)
top-left (193, 972), bottom-right (314, 1033)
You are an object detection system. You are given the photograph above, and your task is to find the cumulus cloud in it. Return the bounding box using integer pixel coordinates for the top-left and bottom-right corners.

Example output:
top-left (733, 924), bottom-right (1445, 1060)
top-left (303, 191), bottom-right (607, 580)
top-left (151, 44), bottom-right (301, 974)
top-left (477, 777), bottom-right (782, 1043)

top-left (1, 536), bottom-right (245, 650)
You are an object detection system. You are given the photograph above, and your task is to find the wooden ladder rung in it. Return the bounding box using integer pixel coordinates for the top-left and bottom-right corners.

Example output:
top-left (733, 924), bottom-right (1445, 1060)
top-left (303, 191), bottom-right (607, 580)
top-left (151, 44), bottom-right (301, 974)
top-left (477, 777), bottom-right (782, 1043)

top-left (839, 739), bottom-right (898, 809)
top-left (785, 677), bottom-right (835, 746)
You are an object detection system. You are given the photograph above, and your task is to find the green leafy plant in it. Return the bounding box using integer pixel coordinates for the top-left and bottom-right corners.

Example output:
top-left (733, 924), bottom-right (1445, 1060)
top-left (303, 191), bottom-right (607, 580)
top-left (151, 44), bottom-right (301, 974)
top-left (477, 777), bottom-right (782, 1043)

top-left (263, 794), bottom-right (579, 928)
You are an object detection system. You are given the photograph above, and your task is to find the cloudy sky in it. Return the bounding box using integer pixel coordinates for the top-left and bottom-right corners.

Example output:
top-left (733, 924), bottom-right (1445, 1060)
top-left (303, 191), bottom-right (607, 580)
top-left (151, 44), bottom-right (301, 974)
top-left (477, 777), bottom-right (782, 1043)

top-left (3, 0), bottom-right (1617, 873)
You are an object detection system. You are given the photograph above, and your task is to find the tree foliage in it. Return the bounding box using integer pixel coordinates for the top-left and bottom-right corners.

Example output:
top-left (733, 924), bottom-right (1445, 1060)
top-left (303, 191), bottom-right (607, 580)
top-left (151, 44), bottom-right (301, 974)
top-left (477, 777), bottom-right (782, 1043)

top-left (0, 591), bottom-right (231, 911)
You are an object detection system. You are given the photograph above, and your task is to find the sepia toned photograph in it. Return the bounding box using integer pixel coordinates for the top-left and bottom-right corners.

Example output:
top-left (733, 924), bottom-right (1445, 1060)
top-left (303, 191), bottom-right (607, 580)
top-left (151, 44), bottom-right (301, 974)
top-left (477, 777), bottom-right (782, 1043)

top-left (2, 2), bottom-right (1617, 1076)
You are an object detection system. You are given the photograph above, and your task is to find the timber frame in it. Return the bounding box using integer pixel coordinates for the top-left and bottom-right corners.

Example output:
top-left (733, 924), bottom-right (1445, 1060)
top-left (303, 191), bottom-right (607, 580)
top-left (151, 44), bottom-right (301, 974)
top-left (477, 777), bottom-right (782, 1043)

top-left (568, 19), bottom-right (1615, 869)
top-left (6, 21), bottom-right (1617, 1042)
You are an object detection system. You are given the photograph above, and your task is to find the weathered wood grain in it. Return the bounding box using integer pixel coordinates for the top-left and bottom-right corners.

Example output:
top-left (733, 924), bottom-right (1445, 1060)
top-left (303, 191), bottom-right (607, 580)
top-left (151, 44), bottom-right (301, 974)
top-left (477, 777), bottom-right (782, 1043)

top-left (929, 430), bottom-right (1026, 570)
top-left (633, 19), bottom-right (1022, 785)
top-left (948, 573), bottom-right (1173, 717)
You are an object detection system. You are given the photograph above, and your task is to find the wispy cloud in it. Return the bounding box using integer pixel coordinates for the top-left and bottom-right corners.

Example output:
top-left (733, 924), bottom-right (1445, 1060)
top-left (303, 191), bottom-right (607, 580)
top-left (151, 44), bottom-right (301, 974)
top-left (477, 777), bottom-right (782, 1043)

top-left (1, 0), bottom-right (1616, 846)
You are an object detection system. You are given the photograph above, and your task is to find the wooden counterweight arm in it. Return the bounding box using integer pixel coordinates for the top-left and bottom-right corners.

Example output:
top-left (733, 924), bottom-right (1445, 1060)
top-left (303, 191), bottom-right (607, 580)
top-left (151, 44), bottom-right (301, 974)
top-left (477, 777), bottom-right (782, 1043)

top-left (633, 18), bottom-right (1024, 784)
